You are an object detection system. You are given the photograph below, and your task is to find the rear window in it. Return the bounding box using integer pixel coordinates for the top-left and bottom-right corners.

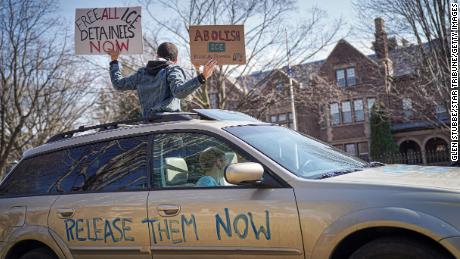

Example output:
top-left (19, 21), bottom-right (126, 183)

top-left (0, 136), bottom-right (149, 196)
top-left (0, 151), bottom-right (72, 195)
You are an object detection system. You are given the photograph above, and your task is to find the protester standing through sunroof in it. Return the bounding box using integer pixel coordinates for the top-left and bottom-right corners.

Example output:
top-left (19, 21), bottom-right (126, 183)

top-left (107, 42), bottom-right (217, 118)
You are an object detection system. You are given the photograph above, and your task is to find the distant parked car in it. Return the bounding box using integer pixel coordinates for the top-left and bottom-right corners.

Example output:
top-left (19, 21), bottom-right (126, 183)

top-left (0, 109), bottom-right (458, 259)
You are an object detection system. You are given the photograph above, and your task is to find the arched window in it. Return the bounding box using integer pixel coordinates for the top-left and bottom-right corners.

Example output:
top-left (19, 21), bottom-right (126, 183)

top-left (425, 138), bottom-right (449, 163)
top-left (399, 140), bottom-right (422, 164)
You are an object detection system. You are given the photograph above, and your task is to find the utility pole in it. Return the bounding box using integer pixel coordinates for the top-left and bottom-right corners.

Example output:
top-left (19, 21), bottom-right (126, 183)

top-left (285, 29), bottom-right (298, 131)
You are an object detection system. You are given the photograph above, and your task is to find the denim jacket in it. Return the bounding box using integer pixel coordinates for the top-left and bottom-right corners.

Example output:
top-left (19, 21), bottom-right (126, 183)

top-left (109, 59), bottom-right (203, 118)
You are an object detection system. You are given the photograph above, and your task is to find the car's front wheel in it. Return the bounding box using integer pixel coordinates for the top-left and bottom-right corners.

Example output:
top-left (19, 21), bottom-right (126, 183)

top-left (350, 237), bottom-right (453, 259)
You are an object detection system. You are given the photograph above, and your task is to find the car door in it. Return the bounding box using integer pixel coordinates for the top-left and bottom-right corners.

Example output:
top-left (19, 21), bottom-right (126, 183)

top-left (48, 135), bottom-right (151, 259)
top-left (146, 132), bottom-right (304, 259)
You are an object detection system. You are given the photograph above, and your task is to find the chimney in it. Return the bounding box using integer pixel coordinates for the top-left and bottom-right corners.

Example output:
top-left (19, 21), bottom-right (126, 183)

top-left (372, 17), bottom-right (393, 93)
top-left (373, 17), bottom-right (389, 59)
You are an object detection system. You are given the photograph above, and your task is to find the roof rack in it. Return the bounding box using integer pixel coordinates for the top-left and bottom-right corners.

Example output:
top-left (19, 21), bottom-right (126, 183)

top-left (46, 112), bottom-right (197, 143)
top-left (46, 109), bottom-right (261, 144)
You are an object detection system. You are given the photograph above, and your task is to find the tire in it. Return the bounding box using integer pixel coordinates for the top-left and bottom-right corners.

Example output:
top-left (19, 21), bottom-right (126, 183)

top-left (349, 237), bottom-right (452, 259)
top-left (19, 247), bottom-right (58, 259)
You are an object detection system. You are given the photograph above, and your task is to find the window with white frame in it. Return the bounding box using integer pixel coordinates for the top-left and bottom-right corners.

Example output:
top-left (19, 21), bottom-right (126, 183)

top-left (336, 67), bottom-right (356, 87)
top-left (402, 98), bottom-right (413, 119)
top-left (345, 143), bottom-right (357, 155)
top-left (354, 99), bottom-right (364, 122)
top-left (270, 113), bottom-right (294, 128)
top-left (278, 113), bottom-right (287, 122)
top-left (330, 103), bottom-right (340, 126)
top-left (342, 101), bottom-right (352, 123)
top-left (336, 69), bottom-right (346, 87)
top-left (346, 68), bottom-right (356, 86)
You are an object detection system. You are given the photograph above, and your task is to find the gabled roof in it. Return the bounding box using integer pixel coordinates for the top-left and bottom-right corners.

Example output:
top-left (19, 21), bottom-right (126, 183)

top-left (241, 38), bottom-right (421, 90)
top-left (324, 39), bottom-right (379, 67)
top-left (238, 59), bottom-right (325, 91)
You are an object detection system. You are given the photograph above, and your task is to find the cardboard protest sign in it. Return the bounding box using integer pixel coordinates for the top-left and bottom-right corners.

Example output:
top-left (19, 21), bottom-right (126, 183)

top-left (75, 7), bottom-right (143, 55)
top-left (189, 25), bottom-right (246, 65)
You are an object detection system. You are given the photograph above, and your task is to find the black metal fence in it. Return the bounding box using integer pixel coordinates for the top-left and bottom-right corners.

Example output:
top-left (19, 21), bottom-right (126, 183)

top-left (372, 151), bottom-right (450, 165)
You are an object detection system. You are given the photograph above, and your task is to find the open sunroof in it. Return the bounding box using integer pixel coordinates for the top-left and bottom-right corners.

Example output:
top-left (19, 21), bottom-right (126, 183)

top-left (193, 109), bottom-right (260, 122)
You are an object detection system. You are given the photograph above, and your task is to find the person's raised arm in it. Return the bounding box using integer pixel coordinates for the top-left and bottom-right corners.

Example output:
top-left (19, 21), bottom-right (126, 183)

top-left (107, 49), bottom-right (141, 91)
top-left (168, 58), bottom-right (217, 98)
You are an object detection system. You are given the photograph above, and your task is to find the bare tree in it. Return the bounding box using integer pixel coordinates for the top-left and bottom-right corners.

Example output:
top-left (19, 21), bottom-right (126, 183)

top-left (140, 0), bottom-right (342, 111)
top-left (0, 0), bottom-right (96, 176)
top-left (354, 0), bottom-right (451, 129)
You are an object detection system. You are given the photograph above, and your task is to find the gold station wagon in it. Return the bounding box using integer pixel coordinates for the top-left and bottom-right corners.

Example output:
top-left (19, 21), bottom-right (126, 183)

top-left (0, 109), bottom-right (459, 259)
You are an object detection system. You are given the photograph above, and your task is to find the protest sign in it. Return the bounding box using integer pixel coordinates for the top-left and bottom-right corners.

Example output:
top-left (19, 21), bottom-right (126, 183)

top-left (75, 7), bottom-right (143, 55)
top-left (189, 25), bottom-right (246, 65)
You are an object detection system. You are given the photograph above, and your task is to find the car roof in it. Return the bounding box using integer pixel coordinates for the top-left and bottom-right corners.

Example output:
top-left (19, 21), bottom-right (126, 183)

top-left (22, 119), bottom-right (267, 159)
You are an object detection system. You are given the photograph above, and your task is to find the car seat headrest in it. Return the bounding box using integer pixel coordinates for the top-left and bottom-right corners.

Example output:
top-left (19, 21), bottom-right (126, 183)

top-left (165, 157), bottom-right (188, 185)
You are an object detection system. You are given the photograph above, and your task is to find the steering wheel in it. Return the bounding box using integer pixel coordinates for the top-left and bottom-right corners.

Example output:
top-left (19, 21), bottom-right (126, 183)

top-left (299, 159), bottom-right (312, 173)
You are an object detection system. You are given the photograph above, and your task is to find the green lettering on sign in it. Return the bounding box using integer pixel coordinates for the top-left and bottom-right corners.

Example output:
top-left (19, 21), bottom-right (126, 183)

top-left (208, 42), bottom-right (225, 52)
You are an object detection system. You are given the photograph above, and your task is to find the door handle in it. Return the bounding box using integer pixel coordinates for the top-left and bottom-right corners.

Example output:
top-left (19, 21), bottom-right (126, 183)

top-left (157, 205), bottom-right (181, 217)
top-left (56, 208), bottom-right (75, 219)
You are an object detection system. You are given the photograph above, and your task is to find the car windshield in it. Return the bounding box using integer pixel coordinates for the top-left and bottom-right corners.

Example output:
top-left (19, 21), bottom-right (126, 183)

top-left (225, 125), bottom-right (367, 179)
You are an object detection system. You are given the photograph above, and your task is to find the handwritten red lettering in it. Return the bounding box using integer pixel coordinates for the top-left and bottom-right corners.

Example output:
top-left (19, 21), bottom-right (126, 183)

top-left (193, 29), bottom-right (241, 42)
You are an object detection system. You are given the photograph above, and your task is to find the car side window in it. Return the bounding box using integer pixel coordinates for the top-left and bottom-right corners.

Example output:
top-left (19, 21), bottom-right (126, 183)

top-left (0, 136), bottom-right (149, 196)
top-left (0, 151), bottom-right (72, 195)
top-left (57, 136), bottom-right (149, 192)
top-left (152, 132), bottom-right (251, 188)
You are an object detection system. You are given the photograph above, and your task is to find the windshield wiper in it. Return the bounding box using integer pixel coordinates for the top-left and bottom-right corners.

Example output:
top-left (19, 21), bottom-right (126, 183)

top-left (315, 168), bottom-right (362, 179)
top-left (364, 161), bottom-right (385, 168)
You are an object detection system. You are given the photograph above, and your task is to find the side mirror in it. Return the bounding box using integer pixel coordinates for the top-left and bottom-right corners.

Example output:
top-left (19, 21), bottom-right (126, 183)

top-left (225, 162), bottom-right (264, 185)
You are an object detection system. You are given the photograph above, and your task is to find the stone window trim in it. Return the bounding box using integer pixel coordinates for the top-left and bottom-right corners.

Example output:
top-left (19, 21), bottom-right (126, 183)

top-left (334, 63), bottom-right (357, 70)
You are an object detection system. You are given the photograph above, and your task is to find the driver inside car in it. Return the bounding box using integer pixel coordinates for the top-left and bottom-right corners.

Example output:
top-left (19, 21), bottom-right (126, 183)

top-left (196, 147), bottom-right (228, 187)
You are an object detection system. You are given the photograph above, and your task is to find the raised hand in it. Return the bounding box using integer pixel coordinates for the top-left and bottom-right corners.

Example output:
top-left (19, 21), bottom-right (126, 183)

top-left (106, 49), bottom-right (120, 61)
top-left (202, 58), bottom-right (218, 79)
